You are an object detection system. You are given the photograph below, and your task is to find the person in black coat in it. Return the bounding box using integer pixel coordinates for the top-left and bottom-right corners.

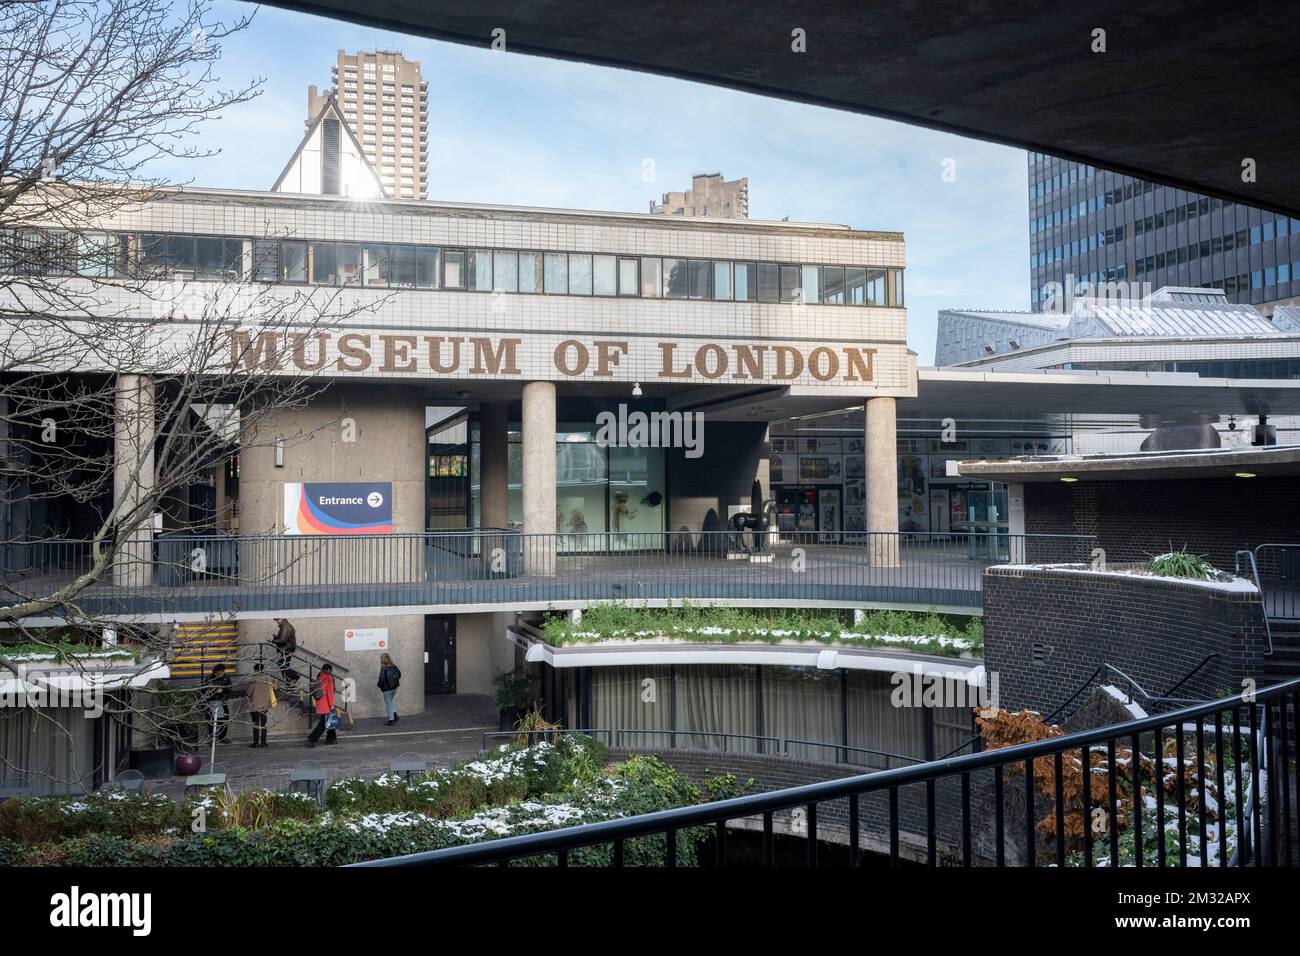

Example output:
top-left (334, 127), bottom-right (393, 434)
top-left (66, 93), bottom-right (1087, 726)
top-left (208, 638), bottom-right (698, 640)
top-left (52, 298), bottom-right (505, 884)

top-left (203, 664), bottom-right (233, 744)
top-left (377, 653), bottom-right (402, 726)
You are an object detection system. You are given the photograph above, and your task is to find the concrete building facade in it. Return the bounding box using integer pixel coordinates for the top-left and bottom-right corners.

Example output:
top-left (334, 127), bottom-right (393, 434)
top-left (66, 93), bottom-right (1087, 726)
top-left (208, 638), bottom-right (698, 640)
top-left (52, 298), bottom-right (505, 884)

top-left (650, 172), bottom-right (749, 219)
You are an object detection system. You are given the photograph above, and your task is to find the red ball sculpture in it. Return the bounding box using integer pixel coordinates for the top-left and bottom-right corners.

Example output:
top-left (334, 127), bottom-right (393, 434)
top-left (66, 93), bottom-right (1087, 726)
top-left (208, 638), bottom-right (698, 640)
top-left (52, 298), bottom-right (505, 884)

top-left (175, 753), bottom-right (201, 776)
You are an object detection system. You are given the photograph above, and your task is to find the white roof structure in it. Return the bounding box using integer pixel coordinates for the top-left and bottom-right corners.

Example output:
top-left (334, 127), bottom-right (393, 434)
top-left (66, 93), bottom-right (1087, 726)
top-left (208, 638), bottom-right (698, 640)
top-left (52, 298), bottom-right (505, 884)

top-left (271, 93), bottom-right (384, 199)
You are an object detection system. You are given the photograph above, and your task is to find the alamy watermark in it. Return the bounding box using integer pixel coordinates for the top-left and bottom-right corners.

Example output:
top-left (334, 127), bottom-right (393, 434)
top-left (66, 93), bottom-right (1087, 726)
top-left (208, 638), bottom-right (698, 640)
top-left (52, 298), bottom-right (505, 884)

top-left (890, 663), bottom-right (999, 714)
top-left (595, 403), bottom-right (704, 459)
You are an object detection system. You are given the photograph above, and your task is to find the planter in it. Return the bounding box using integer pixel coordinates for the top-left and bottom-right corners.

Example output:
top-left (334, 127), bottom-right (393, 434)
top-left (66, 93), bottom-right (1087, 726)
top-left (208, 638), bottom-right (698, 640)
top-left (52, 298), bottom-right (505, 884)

top-left (128, 745), bottom-right (175, 778)
top-left (175, 753), bottom-right (202, 776)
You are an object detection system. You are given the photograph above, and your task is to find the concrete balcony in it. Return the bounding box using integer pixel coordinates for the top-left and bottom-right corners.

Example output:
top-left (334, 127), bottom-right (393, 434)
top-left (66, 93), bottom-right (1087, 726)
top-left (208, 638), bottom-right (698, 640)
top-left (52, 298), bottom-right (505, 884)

top-left (1, 530), bottom-right (1094, 622)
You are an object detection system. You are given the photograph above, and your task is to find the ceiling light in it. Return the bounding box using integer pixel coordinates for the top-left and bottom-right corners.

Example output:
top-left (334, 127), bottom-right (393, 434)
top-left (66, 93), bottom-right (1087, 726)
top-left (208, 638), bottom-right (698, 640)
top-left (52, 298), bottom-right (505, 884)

top-left (1235, 471), bottom-right (1256, 478)
top-left (1059, 476), bottom-right (1078, 483)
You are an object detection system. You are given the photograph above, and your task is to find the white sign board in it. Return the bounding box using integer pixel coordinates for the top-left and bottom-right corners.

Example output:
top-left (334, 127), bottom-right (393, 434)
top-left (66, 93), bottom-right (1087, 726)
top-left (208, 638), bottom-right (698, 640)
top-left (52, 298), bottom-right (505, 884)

top-left (344, 627), bottom-right (388, 652)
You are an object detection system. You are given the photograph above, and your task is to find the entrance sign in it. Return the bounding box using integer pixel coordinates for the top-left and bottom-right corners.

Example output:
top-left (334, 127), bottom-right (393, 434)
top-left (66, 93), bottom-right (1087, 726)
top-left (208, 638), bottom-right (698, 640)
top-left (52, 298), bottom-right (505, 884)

top-left (284, 482), bottom-right (393, 534)
top-left (344, 627), bottom-right (388, 651)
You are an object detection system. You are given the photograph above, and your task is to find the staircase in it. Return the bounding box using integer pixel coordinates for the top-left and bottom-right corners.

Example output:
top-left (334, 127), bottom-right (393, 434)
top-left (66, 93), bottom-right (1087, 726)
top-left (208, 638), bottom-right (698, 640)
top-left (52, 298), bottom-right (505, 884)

top-left (1262, 620), bottom-right (1300, 688)
top-left (167, 620), bottom-right (239, 679)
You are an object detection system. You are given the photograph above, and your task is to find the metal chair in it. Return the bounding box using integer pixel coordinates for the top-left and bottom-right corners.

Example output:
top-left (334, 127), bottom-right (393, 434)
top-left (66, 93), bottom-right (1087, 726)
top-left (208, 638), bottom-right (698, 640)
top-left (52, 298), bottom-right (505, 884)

top-left (288, 759), bottom-right (327, 804)
top-left (199, 762), bottom-right (226, 776)
top-left (390, 752), bottom-right (426, 781)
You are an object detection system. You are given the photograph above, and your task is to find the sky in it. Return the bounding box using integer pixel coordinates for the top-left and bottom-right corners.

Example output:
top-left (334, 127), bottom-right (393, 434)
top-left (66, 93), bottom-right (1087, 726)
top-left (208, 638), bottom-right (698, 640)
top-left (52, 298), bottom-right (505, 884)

top-left (160, 2), bottom-right (1032, 365)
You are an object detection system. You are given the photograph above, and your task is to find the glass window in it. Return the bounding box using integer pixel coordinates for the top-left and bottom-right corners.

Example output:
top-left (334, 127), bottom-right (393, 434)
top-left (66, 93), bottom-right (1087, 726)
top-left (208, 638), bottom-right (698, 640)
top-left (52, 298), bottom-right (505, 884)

top-left (712, 261), bottom-right (732, 300)
top-left (779, 264), bottom-right (800, 302)
top-left (688, 259), bottom-right (710, 299)
top-left (845, 266), bottom-right (866, 305)
top-left (618, 257), bottom-right (638, 296)
top-left (415, 246), bottom-right (439, 288)
top-left (76, 232), bottom-right (116, 278)
top-left (568, 254), bottom-right (593, 294)
top-left (518, 251), bottom-right (541, 293)
top-left (663, 258), bottom-right (688, 298)
top-left (468, 248), bottom-right (493, 291)
top-left (640, 257), bottom-right (662, 297)
top-left (800, 265), bottom-right (820, 304)
top-left (494, 250), bottom-right (518, 292)
top-left (593, 254), bottom-right (617, 296)
top-left (756, 262), bottom-right (780, 302)
top-left (543, 252), bottom-right (567, 293)
top-left (443, 249), bottom-right (466, 289)
top-left (390, 245), bottom-right (417, 288)
top-left (734, 262), bottom-right (755, 301)
top-left (890, 269), bottom-right (905, 306)
top-left (865, 269), bottom-right (887, 305)
top-left (336, 243), bottom-right (363, 285)
top-left (309, 242), bottom-right (336, 285)
top-left (251, 240), bottom-right (278, 283)
top-left (822, 266), bottom-right (845, 304)
top-left (281, 241), bottom-right (307, 283)
top-left (363, 244), bottom-right (390, 287)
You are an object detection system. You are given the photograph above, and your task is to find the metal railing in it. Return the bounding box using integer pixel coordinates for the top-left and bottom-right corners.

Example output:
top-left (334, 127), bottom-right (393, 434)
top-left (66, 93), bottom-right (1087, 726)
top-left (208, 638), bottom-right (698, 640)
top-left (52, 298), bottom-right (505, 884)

top-left (0, 529), bottom-right (1093, 616)
top-left (358, 676), bottom-right (1300, 868)
top-left (480, 727), bottom-right (919, 769)
top-left (1247, 543), bottom-right (1300, 623)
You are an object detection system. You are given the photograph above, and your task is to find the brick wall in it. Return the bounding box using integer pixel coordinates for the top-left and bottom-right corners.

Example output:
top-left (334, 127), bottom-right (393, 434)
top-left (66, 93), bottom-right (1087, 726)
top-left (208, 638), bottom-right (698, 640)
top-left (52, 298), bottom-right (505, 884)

top-left (1023, 476), bottom-right (1300, 568)
top-left (983, 565), bottom-right (1270, 715)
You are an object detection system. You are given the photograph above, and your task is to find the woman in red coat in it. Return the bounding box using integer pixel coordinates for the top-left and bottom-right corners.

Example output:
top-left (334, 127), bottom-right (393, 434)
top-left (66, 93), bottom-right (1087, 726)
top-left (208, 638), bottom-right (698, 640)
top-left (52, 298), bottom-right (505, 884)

top-left (306, 664), bottom-right (338, 747)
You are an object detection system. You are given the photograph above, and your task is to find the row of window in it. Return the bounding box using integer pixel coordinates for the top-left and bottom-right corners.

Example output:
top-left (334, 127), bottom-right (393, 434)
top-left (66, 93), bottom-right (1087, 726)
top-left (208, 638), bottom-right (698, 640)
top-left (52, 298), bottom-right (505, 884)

top-left (1033, 227), bottom-right (1293, 272)
top-left (1031, 260), bottom-right (1300, 302)
top-left (0, 230), bottom-right (905, 307)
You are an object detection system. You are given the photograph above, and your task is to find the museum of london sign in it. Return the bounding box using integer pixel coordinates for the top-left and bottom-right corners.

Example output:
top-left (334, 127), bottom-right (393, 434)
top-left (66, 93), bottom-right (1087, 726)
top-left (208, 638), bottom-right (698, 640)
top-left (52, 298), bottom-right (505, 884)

top-left (228, 329), bottom-right (904, 391)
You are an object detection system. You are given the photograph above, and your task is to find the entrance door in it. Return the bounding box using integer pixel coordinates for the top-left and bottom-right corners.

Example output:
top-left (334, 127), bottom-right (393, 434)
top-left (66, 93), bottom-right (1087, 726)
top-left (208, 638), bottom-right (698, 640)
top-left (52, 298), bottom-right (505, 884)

top-left (424, 616), bottom-right (456, 695)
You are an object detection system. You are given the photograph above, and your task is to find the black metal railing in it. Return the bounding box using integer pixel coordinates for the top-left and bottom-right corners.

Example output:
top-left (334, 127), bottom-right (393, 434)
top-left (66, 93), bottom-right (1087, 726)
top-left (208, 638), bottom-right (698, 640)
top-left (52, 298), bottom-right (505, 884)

top-left (0, 529), bottom-right (1092, 616)
top-left (355, 676), bottom-right (1300, 868)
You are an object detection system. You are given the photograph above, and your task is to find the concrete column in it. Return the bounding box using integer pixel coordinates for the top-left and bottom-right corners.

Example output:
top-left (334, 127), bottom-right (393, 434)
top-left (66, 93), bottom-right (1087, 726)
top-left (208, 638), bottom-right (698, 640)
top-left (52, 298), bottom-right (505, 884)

top-left (479, 401), bottom-right (509, 530)
top-left (865, 396), bottom-right (899, 566)
top-left (521, 381), bottom-right (556, 575)
top-left (113, 374), bottom-right (156, 587)
top-left (1007, 481), bottom-right (1026, 564)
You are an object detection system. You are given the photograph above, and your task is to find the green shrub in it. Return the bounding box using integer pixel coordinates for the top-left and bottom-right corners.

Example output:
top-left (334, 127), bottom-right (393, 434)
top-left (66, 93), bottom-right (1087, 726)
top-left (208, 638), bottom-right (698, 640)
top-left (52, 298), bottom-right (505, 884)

top-left (0, 790), bottom-right (182, 843)
top-left (1147, 549), bottom-right (1217, 581)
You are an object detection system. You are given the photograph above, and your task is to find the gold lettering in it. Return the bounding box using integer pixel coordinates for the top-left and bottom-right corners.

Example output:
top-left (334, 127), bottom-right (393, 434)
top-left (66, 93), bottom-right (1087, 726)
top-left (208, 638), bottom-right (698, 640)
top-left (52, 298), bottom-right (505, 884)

top-left (380, 334), bottom-right (419, 373)
top-left (425, 336), bottom-right (463, 374)
top-left (554, 339), bottom-right (589, 376)
top-left (471, 337), bottom-right (521, 375)
top-left (774, 346), bottom-right (803, 380)
top-left (594, 340), bottom-right (629, 377)
top-left (808, 347), bottom-right (839, 382)
top-left (731, 345), bottom-right (768, 380)
top-left (336, 333), bottom-right (372, 372)
top-left (229, 331), bottom-right (279, 371)
top-left (843, 347), bottom-right (875, 382)
top-left (695, 343), bottom-right (727, 379)
top-left (657, 342), bottom-right (691, 378)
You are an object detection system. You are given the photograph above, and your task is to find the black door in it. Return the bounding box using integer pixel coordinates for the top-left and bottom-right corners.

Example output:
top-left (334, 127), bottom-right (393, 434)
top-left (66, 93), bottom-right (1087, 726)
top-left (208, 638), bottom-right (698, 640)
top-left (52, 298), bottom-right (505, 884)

top-left (424, 616), bottom-right (456, 695)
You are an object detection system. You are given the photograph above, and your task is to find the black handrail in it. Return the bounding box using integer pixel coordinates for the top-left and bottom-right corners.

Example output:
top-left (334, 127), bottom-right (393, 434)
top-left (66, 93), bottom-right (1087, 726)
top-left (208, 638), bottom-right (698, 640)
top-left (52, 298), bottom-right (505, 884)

top-left (353, 675), bottom-right (1300, 868)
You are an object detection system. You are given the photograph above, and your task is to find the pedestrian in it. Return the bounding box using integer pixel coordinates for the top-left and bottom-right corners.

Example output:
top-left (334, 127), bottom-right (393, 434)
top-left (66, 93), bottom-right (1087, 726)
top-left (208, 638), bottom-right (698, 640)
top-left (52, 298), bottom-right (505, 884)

top-left (306, 663), bottom-right (338, 747)
top-left (246, 662), bottom-right (273, 748)
top-left (204, 663), bottom-right (233, 744)
top-left (271, 618), bottom-right (300, 686)
top-left (377, 653), bottom-right (402, 726)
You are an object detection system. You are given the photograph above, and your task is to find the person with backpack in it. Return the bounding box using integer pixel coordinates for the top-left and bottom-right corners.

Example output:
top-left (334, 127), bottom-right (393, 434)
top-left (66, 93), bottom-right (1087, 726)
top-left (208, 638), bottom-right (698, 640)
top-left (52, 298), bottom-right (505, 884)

top-left (377, 653), bottom-right (402, 726)
top-left (306, 663), bottom-right (338, 747)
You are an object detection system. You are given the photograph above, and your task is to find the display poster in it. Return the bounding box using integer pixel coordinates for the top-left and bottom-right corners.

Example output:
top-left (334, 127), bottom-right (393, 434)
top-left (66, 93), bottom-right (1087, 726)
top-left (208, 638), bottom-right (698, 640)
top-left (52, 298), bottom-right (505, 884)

top-left (284, 482), bottom-right (394, 534)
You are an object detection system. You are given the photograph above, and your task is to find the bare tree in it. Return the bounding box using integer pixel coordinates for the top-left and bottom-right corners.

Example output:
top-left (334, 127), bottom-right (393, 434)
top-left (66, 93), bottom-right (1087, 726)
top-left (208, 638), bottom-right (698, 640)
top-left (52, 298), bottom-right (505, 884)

top-left (0, 0), bottom-right (380, 790)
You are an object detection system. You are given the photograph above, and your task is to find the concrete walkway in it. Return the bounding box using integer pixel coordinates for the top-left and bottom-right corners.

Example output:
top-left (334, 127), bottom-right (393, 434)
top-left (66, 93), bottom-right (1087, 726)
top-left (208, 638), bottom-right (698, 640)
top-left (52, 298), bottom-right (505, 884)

top-left (152, 694), bottom-right (499, 797)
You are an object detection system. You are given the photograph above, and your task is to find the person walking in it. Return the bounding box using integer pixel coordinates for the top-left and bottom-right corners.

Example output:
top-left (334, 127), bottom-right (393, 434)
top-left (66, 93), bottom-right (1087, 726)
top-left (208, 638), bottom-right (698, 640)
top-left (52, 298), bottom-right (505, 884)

top-left (377, 653), bottom-right (402, 726)
top-left (246, 663), bottom-right (273, 748)
top-left (203, 664), bottom-right (233, 744)
top-left (306, 664), bottom-right (338, 747)
top-left (271, 618), bottom-right (300, 686)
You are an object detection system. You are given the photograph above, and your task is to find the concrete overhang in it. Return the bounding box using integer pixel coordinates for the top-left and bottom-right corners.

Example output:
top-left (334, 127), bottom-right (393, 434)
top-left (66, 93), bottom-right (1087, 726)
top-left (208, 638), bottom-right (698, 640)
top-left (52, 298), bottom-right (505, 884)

top-left (674, 368), bottom-right (1300, 423)
top-left (954, 445), bottom-right (1300, 483)
top-left (251, 0), bottom-right (1300, 217)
